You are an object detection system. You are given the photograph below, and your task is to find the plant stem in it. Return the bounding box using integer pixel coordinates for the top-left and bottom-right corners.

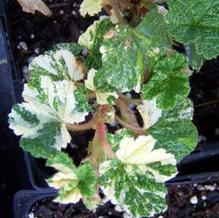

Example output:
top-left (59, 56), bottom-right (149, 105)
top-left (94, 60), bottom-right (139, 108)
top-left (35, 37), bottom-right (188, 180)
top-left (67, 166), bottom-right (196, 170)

top-left (66, 117), bottom-right (96, 132)
top-left (109, 0), bottom-right (125, 24)
top-left (195, 99), bottom-right (219, 108)
top-left (115, 114), bottom-right (146, 135)
top-left (48, 2), bottom-right (69, 9)
top-left (96, 122), bottom-right (115, 159)
top-left (118, 94), bottom-right (142, 105)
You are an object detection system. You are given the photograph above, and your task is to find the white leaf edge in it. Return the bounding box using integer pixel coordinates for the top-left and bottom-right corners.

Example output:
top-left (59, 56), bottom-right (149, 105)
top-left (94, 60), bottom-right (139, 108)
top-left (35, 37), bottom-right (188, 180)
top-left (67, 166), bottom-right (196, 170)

top-left (80, 0), bottom-right (103, 16)
top-left (29, 49), bottom-right (84, 81)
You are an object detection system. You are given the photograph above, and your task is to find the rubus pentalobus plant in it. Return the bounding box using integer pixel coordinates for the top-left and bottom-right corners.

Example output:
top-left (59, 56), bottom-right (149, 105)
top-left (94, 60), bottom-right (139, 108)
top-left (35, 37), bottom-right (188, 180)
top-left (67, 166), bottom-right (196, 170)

top-left (8, 0), bottom-right (219, 217)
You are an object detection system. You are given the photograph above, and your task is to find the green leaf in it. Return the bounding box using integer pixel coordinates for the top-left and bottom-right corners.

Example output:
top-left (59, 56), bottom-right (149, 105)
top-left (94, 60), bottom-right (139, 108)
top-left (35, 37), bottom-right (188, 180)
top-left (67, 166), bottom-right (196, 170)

top-left (141, 52), bottom-right (190, 110)
top-left (20, 121), bottom-right (63, 159)
top-left (53, 43), bottom-right (83, 55)
top-left (76, 163), bottom-right (96, 196)
top-left (100, 159), bottom-right (172, 217)
top-left (100, 133), bottom-right (178, 217)
top-left (136, 7), bottom-right (171, 51)
top-left (149, 119), bottom-right (198, 161)
top-left (167, 0), bottom-right (219, 59)
top-left (162, 98), bottom-right (193, 120)
top-left (94, 26), bottom-right (149, 92)
top-left (83, 19), bottom-right (113, 70)
top-left (28, 47), bottom-right (85, 89)
top-left (74, 85), bottom-right (91, 112)
top-left (186, 44), bottom-right (205, 71)
top-left (107, 129), bottom-right (135, 152)
top-left (148, 98), bottom-right (197, 161)
top-left (85, 68), bottom-right (118, 104)
top-left (47, 153), bottom-right (96, 204)
top-left (9, 103), bottom-right (67, 159)
top-left (47, 152), bottom-right (75, 170)
top-left (9, 78), bottom-right (91, 159)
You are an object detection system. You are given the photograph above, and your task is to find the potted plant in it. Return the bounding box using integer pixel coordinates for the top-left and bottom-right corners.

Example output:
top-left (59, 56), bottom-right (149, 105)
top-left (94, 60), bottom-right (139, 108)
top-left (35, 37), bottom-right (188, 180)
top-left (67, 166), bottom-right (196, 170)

top-left (6, 0), bottom-right (219, 217)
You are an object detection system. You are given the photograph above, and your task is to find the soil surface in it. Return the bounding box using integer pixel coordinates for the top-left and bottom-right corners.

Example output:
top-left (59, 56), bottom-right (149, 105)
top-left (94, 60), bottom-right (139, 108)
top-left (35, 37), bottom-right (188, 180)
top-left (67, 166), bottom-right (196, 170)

top-left (155, 176), bottom-right (219, 218)
top-left (4, 0), bottom-right (219, 217)
top-left (29, 198), bottom-right (124, 218)
top-left (29, 175), bottom-right (219, 218)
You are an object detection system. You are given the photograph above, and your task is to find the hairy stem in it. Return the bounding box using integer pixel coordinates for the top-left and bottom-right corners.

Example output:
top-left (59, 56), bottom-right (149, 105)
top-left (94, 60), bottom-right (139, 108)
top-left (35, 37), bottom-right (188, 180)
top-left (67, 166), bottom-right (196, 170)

top-left (96, 122), bottom-right (115, 159)
top-left (195, 99), bottom-right (219, 108)
top-left (66, 117), bottom-right (96, 132)
top-left (118, 94), bottom-right (142, 105)
top-left (115, 114), bottom-right (146, 135)
top-left (109, 0), bottom-right (125, 24)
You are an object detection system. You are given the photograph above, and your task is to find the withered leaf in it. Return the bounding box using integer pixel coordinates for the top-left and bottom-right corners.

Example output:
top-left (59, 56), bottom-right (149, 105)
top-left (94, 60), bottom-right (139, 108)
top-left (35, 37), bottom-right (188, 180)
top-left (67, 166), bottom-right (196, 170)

top-left (17, 0), bottom-right (52, 16)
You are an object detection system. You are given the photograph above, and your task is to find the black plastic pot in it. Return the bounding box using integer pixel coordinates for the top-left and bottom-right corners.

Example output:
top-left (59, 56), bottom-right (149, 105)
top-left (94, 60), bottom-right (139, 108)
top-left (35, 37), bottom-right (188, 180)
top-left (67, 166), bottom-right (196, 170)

top-left (12, 171), bottom-right (219, 218)
top-left (166, 170), bottom-right (219, 185)
top-left (0, 1), bottom-right (33, 217)
top-left (177, 141), bottom-right (219, 174)
top-left (13, 188), bottom-right (57, 218)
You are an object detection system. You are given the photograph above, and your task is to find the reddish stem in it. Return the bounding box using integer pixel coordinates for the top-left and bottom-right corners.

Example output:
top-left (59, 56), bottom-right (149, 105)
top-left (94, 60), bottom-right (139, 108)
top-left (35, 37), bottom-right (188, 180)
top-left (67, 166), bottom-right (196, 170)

top-left (95, 122), bottom-right (115, 159)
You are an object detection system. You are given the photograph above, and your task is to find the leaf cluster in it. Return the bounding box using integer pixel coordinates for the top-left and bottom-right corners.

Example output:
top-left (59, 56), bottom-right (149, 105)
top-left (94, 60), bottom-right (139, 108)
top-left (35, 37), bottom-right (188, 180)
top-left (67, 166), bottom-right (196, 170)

top-left (8, 0), bottom-right (219, 216)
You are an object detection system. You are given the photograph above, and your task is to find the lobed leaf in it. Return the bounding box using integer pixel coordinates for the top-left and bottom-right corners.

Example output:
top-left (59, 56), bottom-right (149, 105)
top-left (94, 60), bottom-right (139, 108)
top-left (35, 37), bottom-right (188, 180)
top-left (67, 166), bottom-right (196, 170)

top-left (99, 134), bottom-right (177, 217)
top-left (149, 99), bottom-right (198, 161)
top-left (167, 0), bottom-right (219, 60)
top-left (100, 158), bottom-right (174, 217)
top-left (9, 78), bottom-right (90, 159)
top-left (141, 52), bottom-right (190, 110)
top-left (94, 26), bottom-right (148, 92)
top-left (47, 153), bottom-right (96, 204)
top-left (136, 7), bottom-right (171, 51)
top-left (80, 0), bottom-right (102, 16)
top-left (28, 48), bottom-right (85, 89)
top-left (9, 103), bottom-right (67, 159)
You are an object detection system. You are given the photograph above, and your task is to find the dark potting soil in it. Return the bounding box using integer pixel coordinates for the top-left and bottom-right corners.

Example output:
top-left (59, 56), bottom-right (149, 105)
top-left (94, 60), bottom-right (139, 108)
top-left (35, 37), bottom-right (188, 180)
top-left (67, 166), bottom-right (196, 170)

top-left (29, 197), bottom-right (124, 218)
top-left (154, 177), bottom-right (219, 218)
top-left (29, 175), bottom-right (219, 218)
top-left (7, 0), bottom-right (96, 83)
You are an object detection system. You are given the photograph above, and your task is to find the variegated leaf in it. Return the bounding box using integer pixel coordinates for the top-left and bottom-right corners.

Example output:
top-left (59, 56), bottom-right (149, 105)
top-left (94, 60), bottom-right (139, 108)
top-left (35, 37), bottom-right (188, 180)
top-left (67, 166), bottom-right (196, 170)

top-left (47, 153), bottom-right (96, 204)
top-left (80, 0), bottom-right (102, 16)
top-left (28, 49), bottom-right (85, 89)
top-left (9, 78), bottom-right (90, 158)
top-left (99, 135), bottom-right (176, 217)
top-left (85, 68), bottom-right (118, 105)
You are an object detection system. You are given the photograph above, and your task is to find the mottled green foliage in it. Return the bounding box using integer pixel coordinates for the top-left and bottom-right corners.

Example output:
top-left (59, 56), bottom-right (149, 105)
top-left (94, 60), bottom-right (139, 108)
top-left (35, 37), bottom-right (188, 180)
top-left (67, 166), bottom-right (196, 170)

top-left (74, 85), bottom-right (91, 112)
top-left (85, 19), bottom-right (113, 70)
top-left (53, 43), bottom-right (83, 55)
top-left (100, 160), bottom-right (169, 217)
top-left (141, 53), bottom-right (190, 110)
top-left (148, 162), bottom-right (176, 177)
top-left (20, 122), bottom-right (61, 159)
top-left (47, 152), bottom-right (75, 169)
top-left (12, 104), bottom-right (39, 125)
top-left (150, 119), bottom-right (198, 161)
top-left (47, 153), bottom-right (96, 202)
top-left (136, 7), bottom-right (171, 51)
top-left (76, 163), bottom-right (96, 196)
top-left (149, 98), bottom-right (197, 161)
top-left (107, 129), bottom-right (135, 152)
top-left (186, 44), bottom-right (204, 70)
top-left (168, 0), bottom-right (219, 59)
top-left (94, 26), bottom-right (148, 92)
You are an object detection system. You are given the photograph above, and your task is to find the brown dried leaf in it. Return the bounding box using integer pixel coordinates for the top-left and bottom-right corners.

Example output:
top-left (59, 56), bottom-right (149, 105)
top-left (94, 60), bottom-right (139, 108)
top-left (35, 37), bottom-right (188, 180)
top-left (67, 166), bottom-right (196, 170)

top-left (17, 0), bottom-right (52, 16)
